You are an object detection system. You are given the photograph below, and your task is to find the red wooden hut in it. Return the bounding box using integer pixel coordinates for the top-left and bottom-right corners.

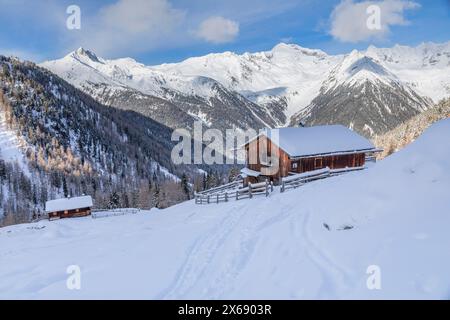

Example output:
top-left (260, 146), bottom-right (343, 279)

top-left (45, 196), bottom-right (93, 220)
top-left (241, 125), bottom-right (378, 184)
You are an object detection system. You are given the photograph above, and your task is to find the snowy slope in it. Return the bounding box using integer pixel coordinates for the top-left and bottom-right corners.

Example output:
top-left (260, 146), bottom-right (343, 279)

top-left (373, 98), bottom-right (450, 159)
top-left (1, 119), bottom-right (450, 299)
top-left (0, 109), bottom-right (30, 176)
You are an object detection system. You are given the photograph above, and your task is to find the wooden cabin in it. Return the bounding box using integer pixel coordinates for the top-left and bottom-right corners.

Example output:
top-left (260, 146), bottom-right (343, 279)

top-left (45, 196), bottom-right (93, 220)
top-left (241, 125), bottom-right (378, 184)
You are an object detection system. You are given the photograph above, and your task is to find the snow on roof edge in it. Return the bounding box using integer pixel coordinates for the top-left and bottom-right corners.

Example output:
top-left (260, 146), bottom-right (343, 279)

top-left (45, 196), bottom-right (93, 213)
top-left (241, 125), bottom-right (376, 157)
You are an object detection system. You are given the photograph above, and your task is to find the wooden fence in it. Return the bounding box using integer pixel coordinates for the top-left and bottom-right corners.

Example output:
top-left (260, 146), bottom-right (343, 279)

top-left (92, 208), bottom-right (141, 219)
top-left (196, 179), bottom-right (243, 196)
top-left (281, 166), bottom-right (366, 192)
top-left (195, 166), bottom-right (366, 204)
top-left (195, 179), bottom-right (274, 204)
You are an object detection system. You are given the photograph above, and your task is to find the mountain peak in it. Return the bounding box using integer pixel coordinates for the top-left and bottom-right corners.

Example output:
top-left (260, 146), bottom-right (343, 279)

top-left (322, 50), bottom-right (398, 91)
top-left (271, 42), bottom-right (327, 57)
top-left (70, 47), bottom-right (103, 64)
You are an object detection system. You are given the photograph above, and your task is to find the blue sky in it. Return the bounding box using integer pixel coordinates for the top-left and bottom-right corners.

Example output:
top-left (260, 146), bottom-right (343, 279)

top-left (0, 0), bottom-right (449, 64)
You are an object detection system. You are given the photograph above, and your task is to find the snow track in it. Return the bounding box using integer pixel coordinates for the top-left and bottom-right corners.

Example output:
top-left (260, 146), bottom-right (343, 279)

top-left (159, 207), bottom-right (249, 299)
top-left (299, 208), bottom-right (352, 298)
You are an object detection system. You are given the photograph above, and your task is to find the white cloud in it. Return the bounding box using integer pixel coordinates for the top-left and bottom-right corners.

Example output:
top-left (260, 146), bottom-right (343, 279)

top-left (195, 16), bottom-right (239, 44)
top-left (0, 0), bottom-right (305, 59)
top-left (329, 0), bottom-right (420, 43)
top-left (73, 0), bottom-right (186, 56)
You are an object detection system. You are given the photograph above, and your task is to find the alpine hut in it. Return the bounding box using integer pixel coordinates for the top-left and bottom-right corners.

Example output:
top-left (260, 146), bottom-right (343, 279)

top-left (241, 125), bottom-right (379, 184)
top-left (45, 195), bottom-right (93, 220)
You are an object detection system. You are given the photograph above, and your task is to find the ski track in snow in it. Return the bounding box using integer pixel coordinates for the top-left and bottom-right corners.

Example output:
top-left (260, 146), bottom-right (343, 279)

top-left (160, 197), bottom-right (352, 299)
top-left (299, 208), bottom-right (352, 298)
top-left (159, 206), bottom-right (249, 299)
top-left (159, 199), bottom-right (290, 298)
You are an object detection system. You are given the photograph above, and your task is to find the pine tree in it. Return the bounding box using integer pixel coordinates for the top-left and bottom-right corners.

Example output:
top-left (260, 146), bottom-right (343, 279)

top-left (180, 173), bottom-right (190, 200)
top-left (62, 175), bottom-right (68, 197)
top-left (153, 184), bottom-right (160, 208)
top-left (108, 191), bottom-right (120, 209)
top-left (202, 173), bottom-right (207, 191)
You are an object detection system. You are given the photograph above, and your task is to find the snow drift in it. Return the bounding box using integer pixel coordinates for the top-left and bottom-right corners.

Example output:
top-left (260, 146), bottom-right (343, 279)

top-left (1, 119), bottom-right (450, 299)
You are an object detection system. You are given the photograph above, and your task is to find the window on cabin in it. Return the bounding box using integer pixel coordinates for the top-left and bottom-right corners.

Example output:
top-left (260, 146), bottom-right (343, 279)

top-left (260, 154), bottom-right (270, 166)
top-left (314, 158), bottom-right (323, 168)
top-left (291, 162), bottom-right (298, 170)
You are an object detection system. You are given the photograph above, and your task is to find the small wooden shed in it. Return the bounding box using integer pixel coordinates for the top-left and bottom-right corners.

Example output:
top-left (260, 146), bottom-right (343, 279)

top-left (45, 196), bottom-right (93, 220)
top-left (241, 125), bottom-right (378, 184)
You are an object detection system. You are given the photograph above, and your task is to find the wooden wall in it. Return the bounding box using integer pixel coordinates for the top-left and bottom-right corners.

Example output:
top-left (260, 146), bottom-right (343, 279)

top-left (245, 135), bottom-right (290, 181)
top-left (290, 153), bottom-right (365, 174)
top-left (48, 207), bottom-right (92, 220)
top-left (245, 136), bottom-right (366, 179)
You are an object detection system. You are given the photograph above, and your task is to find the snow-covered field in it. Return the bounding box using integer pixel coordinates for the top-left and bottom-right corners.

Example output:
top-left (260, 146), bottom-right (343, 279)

top-left (1, 120), bottom-right (450, 299)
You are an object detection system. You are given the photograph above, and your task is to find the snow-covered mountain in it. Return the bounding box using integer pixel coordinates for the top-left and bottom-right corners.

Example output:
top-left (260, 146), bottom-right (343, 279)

top-left (365, 42), bottom-right (450, 101)
top-left (290, 50), bottom-right (433, 136)
top-left (42, 48), bottom-right (279, 132)
top-left (154, 43), bottom-right (341, 120)
top-left (41, 42), bottom-right (450, 137)
top-left (2, 119), bottom-right (450, 299)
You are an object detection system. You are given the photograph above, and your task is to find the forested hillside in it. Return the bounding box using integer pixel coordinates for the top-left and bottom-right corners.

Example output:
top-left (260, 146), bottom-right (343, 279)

top-left (373, 98), bottom-right (450, 159)
top-left (0, 56), bottom-right (206, 226)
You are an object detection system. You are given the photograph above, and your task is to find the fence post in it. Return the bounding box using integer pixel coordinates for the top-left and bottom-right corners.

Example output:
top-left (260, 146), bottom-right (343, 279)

top-left (236, 190), bottom-right (238, 200)
top-left (281, 181), bottom-right (285, 193)
top-left (217, 194), bottom-right (219, 204)
top-left (249, 183), bottom-right (253, 199)
top-left (207, 195), bottom-right (210, 204)
top-left (265, 179), bottom-right (269, 197)
top-left (225, 192), bottom-right (228, 202)
top-left (271, 181), bottom-right (274, 193)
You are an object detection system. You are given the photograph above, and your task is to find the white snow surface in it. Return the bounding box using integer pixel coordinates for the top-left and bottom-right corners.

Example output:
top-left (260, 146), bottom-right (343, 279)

top-left (45, 196), bottom-right (93, 213)
top-left (260, 125), bottom-right (375, 156)
top-left (1, 119), bottom-right (450, 299)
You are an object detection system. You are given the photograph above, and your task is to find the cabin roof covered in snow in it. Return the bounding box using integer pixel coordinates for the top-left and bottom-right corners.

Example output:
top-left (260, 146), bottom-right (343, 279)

top-left (45, 196), bottom-right (93, 213)
top-left (247, 125), bottom-right (375, 157)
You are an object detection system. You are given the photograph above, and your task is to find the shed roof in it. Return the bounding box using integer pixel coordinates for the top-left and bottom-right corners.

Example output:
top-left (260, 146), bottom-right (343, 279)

top-left (45, 196), bottom-right (93, 213)
top-left (240, 167), bottom-right (261, 177)
top-left (248, 125), bottom-right (375, 157)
